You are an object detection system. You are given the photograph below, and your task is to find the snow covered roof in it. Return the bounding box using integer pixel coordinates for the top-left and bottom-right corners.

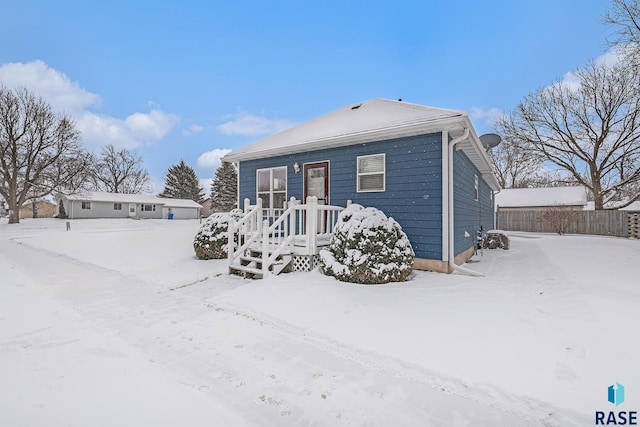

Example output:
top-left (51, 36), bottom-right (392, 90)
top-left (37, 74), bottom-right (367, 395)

top-left (223, 98), bottom-right (499, 190)
top-left (495, 186), bottom-right (588, 208)
top-left (620, 200), bottom-right (640, 211)
top-left (61, 191), bottom-right (202, 208)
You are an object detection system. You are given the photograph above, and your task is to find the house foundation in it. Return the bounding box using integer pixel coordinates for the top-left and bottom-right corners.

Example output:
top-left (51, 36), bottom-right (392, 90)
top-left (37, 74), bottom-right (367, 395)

top-left (413, 246), bottom-right (476, 274)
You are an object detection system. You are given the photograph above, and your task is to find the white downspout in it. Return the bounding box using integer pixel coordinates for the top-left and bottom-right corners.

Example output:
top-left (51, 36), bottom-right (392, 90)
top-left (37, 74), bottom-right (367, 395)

top-left (447, 127), bottom-right (484, 277)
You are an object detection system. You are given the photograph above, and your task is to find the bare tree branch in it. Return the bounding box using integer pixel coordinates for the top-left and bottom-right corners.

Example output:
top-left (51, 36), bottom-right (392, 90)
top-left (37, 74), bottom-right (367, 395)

top-left (0, 86), bottom-right (89, 223)
top-left (496, 60), bottom-right (640, 209)
top-left (87, 144), bottom-right (151, 194)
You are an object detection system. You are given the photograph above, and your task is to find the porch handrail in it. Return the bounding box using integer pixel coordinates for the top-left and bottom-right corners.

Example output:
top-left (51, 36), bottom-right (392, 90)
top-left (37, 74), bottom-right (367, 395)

top-left (229, 196), bottom-right (349, 276)
top-left (261, 197), bottom-right (302, 276)
top-left (228, 198), bottom-right (262, 265)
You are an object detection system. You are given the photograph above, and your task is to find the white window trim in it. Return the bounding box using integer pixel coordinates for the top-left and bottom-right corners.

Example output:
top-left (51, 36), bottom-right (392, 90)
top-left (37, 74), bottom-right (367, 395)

top-left (81, 201), bottom-right (91, 210)
top-left (357, 153), bottom-right (386, 192)
top-left (256, 166), bottom-right (287, 210)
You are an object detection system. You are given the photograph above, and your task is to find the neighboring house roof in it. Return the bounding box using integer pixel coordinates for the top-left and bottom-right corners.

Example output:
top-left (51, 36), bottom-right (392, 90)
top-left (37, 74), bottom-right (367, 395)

top-left (496, 186), bottom-right (589, 208)
top-left (223, 98), bottom-right (499, 190)
top-left (61, 191), bottom-right (202, 208)
top-left (620, 200), bottom-right (640, 211)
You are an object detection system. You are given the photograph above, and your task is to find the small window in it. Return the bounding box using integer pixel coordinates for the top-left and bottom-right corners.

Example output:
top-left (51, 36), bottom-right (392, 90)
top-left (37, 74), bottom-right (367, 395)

top-left (142, 204), bottom-right (155, 212)
top-left (81, 201), bottom-right (91, 210)
top-left (474, 175), bottom-right (479, 201)
top-left (256, 167), bottom-right (287, 212)
top-left (357, 154), bottom-right (385, 192)
top-left (114, 203), bottom-right (122, 210)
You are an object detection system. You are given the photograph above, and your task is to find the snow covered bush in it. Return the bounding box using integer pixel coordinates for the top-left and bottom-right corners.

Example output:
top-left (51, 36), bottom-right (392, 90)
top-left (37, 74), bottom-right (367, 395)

top-left (319, 204), bottom-right (414, 284)
top-left (483, 230), bottom-right (510, 250)
top-left (193, 209), bottom-right (243, 260)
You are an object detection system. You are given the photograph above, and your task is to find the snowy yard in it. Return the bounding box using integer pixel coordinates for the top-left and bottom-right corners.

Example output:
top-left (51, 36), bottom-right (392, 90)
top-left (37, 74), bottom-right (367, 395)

top-left (1, 218), bottom-right (639, 426)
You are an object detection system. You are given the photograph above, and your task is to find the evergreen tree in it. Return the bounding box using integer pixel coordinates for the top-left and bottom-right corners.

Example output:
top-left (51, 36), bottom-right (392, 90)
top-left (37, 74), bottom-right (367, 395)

top-left (160, 160), bottom-right (205, 203)
top-left (210, 162), bottom-right (238, 212)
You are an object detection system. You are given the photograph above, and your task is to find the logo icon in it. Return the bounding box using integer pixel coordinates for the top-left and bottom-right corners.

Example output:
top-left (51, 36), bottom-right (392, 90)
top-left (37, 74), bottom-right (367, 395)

top-left (608, 382), bottom-right (625, 406)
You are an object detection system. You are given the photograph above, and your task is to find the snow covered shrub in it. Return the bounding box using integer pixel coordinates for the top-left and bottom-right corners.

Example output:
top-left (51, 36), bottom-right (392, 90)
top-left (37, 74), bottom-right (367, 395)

top-left (193, 209), bottom-right (244, 260)
top-left (319, 204), bottom-right (414, 284)
top-left (483, 230), bottom-right (510, 250)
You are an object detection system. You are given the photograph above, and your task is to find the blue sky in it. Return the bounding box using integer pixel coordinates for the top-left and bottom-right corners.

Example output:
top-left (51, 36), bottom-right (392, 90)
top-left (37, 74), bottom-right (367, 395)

top-left (0, 0), bottom-right (614, 194)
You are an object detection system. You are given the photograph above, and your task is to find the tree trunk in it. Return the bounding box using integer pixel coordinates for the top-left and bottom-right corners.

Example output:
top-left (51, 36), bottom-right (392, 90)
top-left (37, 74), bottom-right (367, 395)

top-left (7, 184), bottom-right (20, 223)
top-left (8, 201), bottom-right (19, 224)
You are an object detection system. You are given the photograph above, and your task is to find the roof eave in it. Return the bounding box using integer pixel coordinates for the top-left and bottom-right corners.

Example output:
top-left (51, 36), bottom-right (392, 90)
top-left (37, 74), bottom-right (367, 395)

top-left (223, 115), bottom-right (466, 163)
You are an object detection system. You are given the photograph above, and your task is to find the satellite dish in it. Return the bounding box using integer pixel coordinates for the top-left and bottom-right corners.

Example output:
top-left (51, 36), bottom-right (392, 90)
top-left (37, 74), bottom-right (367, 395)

top-left (480, 133), bottom-right (502, 150)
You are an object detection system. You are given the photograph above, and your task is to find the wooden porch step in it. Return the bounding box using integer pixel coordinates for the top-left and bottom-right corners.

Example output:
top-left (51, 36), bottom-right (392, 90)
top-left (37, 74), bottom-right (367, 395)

top-left (239, 255), bottom-right (262, 264)
top-left (229, 264), bottom-right (264, 278)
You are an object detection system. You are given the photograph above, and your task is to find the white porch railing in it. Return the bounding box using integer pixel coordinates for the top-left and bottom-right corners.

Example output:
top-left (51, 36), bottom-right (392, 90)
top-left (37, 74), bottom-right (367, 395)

top-left (228, 196), bottom-right (347, 277)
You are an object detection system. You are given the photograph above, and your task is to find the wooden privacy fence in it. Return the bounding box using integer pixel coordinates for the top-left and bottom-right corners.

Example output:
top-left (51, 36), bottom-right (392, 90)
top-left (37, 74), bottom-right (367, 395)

top-left (497, 210), bottom-right (640, 238)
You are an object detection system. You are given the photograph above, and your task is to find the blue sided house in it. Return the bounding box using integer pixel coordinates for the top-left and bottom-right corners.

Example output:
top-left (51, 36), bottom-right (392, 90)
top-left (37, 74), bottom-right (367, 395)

top-left (222, 99), bottom-right (499, 277)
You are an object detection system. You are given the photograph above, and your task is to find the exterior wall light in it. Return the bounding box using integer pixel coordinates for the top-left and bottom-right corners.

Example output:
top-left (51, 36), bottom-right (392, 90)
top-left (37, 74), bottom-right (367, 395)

top-left (293, 162), bottom-right (300, 173)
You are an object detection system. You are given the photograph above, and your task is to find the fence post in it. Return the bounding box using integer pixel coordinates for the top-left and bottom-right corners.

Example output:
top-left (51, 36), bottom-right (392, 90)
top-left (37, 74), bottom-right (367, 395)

top-left (306, 196), bottom-right (318, 254)
top-left (289, 197), bottom-right (297, 238)
top-left (227, 219), bottom-right (235, 264)
top-left (262, 219), bottom-right (270, 277)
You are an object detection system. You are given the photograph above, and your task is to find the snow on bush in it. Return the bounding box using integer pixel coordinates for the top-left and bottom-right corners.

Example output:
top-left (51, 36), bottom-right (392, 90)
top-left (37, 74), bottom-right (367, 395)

top-left (193, 209), bottom-right (244, 260)
top-left (319, 204), bottom-right (414, 284)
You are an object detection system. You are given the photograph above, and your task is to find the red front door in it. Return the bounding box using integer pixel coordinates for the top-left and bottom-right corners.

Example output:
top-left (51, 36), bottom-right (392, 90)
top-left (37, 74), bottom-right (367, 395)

top-left (304, 162), bottom-right (329, 205)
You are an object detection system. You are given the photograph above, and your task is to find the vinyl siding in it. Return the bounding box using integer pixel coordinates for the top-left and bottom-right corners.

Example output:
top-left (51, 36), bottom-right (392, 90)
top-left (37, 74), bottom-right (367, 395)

top-left (238, 133), bottom-right (444, 260)
top-left (452, 149), bottom-right (495, 256)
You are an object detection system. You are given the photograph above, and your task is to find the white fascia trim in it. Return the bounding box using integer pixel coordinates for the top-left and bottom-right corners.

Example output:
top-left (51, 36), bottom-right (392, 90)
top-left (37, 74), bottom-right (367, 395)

top-left (223, 116), bottom-right (466, 163)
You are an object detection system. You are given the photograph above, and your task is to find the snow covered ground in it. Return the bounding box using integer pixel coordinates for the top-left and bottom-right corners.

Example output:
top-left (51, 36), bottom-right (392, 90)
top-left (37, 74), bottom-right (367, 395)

top-left (1, 218), bottom-right (638, 426)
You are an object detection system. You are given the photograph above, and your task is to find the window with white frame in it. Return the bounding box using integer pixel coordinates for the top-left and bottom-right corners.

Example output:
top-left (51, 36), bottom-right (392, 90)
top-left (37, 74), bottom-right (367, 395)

top-left (114, 203), bottom-right (122, 210)
top-left (357, 153), bottom-right (385, 192)
top-left (256, 167), bottom-right (287, 211)
top-left (142, 204), bottom-right (156, 212)
top-left (81, 201), bottom-right (91, 209)
top-left (474, 175), bottom-right (479, 201)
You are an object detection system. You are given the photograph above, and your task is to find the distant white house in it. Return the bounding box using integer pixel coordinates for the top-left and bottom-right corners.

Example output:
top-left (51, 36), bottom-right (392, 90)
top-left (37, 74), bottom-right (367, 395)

top-left (495, 186), bottom-right (589, 212)
top-left (58, 191), bottom-right (202, 220)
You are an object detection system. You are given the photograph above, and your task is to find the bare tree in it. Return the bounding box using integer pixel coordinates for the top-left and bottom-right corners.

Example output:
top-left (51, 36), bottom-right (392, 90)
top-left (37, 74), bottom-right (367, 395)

top-left (542, 207), bottom-right (580, 235)
top-left (487, 139), bottom-right (561, 188)
top-left (0, 86), bottom-right (89, 224)
top-left (604, 0), bottom-right (640, 56)
top-left (497, 60), bottom-right (640, 209)
top-left (89, 144), bottom-right (151, 194)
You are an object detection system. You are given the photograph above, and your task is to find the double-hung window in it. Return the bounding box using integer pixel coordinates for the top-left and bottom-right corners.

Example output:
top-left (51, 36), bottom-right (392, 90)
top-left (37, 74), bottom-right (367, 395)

top-left (357, 153), bottom-right (385, 192)
top-left (81, 201), bottom-right (91, 210)
top-left (257, 167), bottom-right (287, 215)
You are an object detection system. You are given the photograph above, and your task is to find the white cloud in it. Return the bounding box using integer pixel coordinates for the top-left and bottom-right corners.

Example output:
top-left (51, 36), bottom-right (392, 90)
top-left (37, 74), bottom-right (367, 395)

top-left (77, 110), bottom-right (179, 149)
top-left (0, 60), bottom-right (179, 150)
top-left (470, 107), bottom-right (503, 127)
top-left (560, 47), bottom-right (626, 89)
top-left (197, 148), bottom-right (232, 171)
top-left (217, 112), bottom-right (294, 136)
top-left (0, 60), bottom-right (101, 114)
top-left (182, 124), bottom-right (204, 136)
